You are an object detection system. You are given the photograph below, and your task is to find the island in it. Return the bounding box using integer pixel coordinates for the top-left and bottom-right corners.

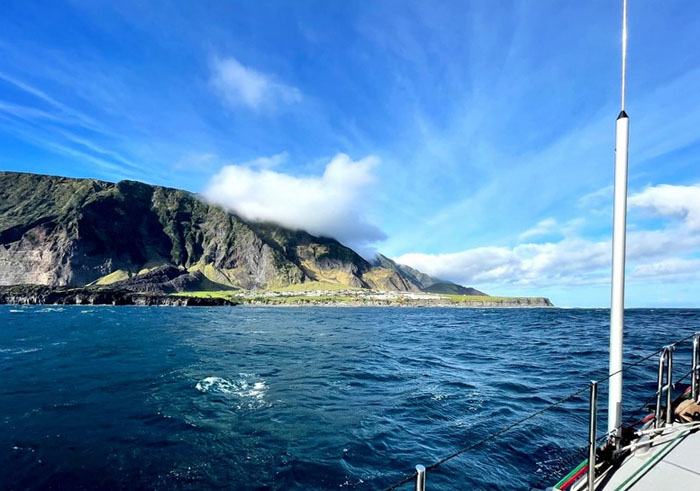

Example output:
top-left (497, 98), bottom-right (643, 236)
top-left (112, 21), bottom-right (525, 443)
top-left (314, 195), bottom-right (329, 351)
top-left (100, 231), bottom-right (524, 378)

top-left (0, 172), bottom-right (552, 307)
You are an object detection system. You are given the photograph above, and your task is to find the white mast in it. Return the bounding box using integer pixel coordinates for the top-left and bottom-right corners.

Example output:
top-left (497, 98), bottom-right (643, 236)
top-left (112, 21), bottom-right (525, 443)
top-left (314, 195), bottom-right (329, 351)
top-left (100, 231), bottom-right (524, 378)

top-left (608, 0), bottom-right (630, 442)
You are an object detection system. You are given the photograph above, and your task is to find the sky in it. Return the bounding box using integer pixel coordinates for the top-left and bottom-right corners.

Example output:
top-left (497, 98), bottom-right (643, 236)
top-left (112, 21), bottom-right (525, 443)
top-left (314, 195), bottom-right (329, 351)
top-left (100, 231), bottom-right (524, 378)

top-left (1, 0), bottom-right (700, 307)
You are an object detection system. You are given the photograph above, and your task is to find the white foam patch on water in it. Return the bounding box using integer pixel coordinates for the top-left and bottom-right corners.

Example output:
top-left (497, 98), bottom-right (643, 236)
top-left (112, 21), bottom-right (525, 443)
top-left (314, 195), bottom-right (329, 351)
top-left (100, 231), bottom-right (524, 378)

top-left (196, 377), bottom-right (235, 394)
top-left (339, 477), bottom-right (365, 487)
top-left (195, 374), bottom-right (270, 409)
top-left (0, 347), bottom-right (41, 355)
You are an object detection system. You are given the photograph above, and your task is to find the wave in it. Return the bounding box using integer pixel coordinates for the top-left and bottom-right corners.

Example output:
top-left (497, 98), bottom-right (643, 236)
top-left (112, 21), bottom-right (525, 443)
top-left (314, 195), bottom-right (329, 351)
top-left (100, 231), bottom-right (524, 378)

top-left (195, 376), bottom-right (235, 394)
top-left (0, 347), bottom-right (41, 356)
top-left (37, 307), bottom-right (65, 313)
top-left (195, 374), bottom-right (269, 409)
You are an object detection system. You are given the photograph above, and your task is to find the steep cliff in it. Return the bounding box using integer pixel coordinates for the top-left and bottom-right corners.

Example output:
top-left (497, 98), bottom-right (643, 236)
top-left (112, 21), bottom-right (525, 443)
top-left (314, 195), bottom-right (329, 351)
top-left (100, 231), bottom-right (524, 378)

top-left (0, 172), bottom-right (421, 291)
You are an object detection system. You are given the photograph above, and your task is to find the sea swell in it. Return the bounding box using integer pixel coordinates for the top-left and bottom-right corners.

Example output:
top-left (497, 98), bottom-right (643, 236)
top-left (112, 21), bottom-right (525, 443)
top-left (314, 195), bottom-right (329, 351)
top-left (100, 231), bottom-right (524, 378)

top-left (0, 306), bottom-right (698, 490)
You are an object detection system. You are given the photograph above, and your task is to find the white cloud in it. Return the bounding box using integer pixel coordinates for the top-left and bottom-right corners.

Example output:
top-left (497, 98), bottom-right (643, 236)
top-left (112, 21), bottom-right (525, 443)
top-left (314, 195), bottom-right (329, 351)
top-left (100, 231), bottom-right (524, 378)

top-left (578, 186), bottom-right (613, 207)
top-left (395, 238), bottom-right (611, 287)
top-left (518, 218), bottom-right (558, 241)
top-left (209, 56), bottom-right (301, 110)
top-left (632, 258), bottom-right (700, 280)
top-left (395, 183), bottom-right (700, 288)
top-left (203, 153), bottom-right (386, 249)
top-left (629, 183), bottom-right (700, 230)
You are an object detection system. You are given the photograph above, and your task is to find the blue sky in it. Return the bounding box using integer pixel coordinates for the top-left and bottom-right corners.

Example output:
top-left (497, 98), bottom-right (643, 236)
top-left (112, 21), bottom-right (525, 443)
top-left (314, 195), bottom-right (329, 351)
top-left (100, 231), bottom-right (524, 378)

top-left (1, 0), bottom-right (700, 307)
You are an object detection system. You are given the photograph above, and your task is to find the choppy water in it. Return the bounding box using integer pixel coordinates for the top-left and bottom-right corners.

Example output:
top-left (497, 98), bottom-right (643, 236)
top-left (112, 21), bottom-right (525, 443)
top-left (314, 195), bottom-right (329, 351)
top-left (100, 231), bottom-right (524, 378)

top-left (1, 306), bottom-right (698, 490)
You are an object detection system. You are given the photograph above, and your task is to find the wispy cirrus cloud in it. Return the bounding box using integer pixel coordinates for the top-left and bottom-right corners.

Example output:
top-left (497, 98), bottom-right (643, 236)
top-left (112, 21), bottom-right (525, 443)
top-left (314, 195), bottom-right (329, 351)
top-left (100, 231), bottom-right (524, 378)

top-left (0, 71), bottom-right (104, 132)
top-left (209, 56), bottom-right (301, 110)
top-left (518, 218), bottom-right (558, 241)
top-left (0, 71), bottom-right (156, 181)
top-left (238, 151), bottom-right (288, 169)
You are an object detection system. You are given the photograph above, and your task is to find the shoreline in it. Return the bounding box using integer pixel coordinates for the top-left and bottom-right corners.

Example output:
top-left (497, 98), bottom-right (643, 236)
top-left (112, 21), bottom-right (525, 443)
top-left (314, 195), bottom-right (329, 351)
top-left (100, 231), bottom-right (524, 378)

top-left (0, 285), bottom-right (553, 308)
top-left (3, 302), bottom-right (553, 308)
top-left (0, 285), bottom-right (237, 307)
top-left (236, 300), bottom-right (553, 308)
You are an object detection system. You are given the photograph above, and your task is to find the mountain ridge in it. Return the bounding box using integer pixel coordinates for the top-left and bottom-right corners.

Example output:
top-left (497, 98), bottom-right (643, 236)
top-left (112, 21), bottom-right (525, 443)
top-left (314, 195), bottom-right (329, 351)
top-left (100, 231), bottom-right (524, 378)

top-left (0, 171), bottom-right (485, 295)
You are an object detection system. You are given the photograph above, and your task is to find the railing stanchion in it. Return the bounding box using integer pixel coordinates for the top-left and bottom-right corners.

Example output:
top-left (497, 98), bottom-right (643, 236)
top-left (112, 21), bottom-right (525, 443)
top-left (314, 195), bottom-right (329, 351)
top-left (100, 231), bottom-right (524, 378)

top-left (588, 381), bottom-right (598, 490)
top-left (692, 333), bottom-right (700, 402)
top-left (666, 346), bottom-right (674, 425)
top-left (415, 465), bottom-right (426, 491)
top-left (382, 332), bottom-right (700, 491)
top-left (655, 347), bottom-right (669, 428)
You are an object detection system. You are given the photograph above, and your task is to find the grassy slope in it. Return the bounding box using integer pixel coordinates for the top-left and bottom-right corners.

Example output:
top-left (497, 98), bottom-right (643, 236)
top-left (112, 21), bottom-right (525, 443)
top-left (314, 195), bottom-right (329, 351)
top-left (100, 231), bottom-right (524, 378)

top-left (269, 281), bottom-right (361, 292)
top-left (173, 289), bottom-right (543, 306)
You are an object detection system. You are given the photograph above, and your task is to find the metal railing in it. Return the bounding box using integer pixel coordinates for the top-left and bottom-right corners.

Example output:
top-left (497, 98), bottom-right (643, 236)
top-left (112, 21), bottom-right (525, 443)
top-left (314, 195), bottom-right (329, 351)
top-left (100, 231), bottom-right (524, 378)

top-left (382, 331), bottom-right (699, 491)
top-left (654, 346), bottom-right (674, 428)
top-left (587, 381), bottom-right (598, 490)
top-left (415, 465), bottom-right (425, 491)
top-left (692, 333), bottom-right (700, 402)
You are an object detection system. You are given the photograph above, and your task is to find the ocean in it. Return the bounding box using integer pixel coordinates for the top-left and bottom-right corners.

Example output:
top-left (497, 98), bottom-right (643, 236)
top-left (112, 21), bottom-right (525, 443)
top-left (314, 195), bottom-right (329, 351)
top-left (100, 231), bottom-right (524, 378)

top-left (1, 306), bottom-right (698, 490)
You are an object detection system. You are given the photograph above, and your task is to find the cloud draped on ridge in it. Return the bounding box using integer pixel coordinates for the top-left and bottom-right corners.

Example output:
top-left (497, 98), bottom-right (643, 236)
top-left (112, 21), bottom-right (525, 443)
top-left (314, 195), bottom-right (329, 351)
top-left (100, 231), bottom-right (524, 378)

top-left (395, 183), bottom-right (700, 287)
top-left (203, 153), bottom-right (386, 251)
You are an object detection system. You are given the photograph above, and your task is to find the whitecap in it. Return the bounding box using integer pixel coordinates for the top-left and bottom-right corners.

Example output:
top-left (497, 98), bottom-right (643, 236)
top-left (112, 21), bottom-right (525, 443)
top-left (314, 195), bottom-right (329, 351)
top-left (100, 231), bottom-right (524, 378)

top-left (247, 381), bottom-right (267, 400)
top-left (37, 307), bottom-right (65, 313)
top-left (195, 374), bottom-right (269, 409)
top-left (2, 348), bottom-right (42, 355)
top-left (195, 376), bottom-right (234, 394)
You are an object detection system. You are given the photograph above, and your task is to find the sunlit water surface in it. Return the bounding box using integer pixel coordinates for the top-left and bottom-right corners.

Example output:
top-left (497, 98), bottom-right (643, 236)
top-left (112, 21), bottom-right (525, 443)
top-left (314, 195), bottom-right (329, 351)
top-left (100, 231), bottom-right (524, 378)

top-left (1, 306), bottom-right (698, 490)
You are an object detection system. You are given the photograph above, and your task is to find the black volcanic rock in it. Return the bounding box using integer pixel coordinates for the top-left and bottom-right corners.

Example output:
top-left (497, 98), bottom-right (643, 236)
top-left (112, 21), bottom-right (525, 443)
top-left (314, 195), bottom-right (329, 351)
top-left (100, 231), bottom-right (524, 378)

top-left (0, 285), bottom-right (237, 306)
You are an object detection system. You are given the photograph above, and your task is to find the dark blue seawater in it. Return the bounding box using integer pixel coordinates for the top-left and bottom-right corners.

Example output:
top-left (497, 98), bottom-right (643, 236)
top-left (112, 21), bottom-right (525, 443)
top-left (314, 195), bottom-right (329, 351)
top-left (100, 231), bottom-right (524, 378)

top-left (1, 307), bottom-right (698, 490)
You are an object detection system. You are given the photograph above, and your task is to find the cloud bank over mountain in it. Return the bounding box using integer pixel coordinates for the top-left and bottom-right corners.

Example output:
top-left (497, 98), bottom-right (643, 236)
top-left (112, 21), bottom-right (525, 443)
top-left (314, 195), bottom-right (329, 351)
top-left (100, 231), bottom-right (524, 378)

top-left (204, 153), bottom-right (385, 252)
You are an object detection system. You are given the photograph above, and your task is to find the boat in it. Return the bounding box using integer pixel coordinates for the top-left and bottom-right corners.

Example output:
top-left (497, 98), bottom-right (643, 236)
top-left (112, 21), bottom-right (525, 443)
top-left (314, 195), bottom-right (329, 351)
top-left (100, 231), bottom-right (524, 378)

top-left (551, 337), bottom-right (700, 490)
top-left (382, 1), bottom-right (700, 489)
top-left (552, 0), bottom-right (700, 486)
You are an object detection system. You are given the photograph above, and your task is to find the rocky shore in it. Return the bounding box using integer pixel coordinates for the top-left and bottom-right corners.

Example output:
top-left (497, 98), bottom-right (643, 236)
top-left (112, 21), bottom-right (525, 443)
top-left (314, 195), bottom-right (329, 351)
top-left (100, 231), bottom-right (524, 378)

top-left (0, 285), bottom-right (238, 306)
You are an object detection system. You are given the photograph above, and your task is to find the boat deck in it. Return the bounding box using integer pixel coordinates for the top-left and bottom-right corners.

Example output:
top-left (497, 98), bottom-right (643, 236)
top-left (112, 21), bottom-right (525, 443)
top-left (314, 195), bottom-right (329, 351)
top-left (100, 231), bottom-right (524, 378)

top-left (597, 424), bottom-right (700, 490)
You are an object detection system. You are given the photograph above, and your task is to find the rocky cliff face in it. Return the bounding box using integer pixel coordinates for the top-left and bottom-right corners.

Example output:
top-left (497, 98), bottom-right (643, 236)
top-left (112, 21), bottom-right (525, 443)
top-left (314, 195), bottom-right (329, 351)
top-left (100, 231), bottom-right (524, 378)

top-left (0, 172), bottom-right (421, 291)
